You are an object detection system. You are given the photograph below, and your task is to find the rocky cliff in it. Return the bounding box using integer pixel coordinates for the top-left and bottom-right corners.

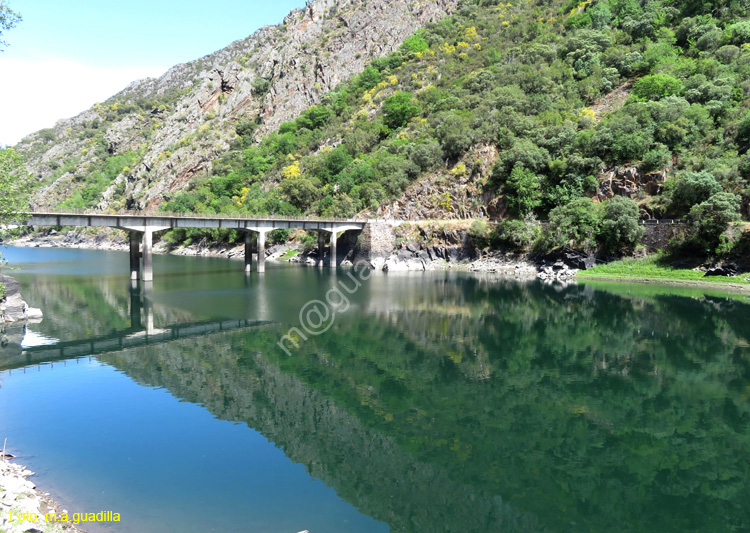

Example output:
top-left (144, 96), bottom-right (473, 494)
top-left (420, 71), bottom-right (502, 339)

top-left (16, 0), bottom-right (458, 212)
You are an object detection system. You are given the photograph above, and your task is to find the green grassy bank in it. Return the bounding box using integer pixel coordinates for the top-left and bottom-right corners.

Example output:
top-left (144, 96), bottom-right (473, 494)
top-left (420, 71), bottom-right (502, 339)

top-left (578, 255), bottom-right (750, 289)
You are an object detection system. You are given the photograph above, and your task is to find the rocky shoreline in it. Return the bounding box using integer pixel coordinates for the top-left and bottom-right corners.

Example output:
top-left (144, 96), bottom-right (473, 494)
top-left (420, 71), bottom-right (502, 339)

top-left (9, 229), bottom-right (584, 281)
top-left (0, 455), bottom-right (84, 533)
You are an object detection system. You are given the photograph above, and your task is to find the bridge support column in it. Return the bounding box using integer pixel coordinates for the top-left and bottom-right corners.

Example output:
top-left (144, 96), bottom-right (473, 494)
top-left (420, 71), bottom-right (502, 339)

top-left (129, 232), bottom-right (142, 281)
top-left (244, 232), bottom-right (253, 273)
top-left (257, 231), bottom-right (266, 274)
top-left (318, 232), bottom-right (326, 267)
top-left (142, 230), bottom-right (154, 282)
top-left (329, 231), bottom-right (337, 268)
top-left (129, 280), bottom-right (142, 329)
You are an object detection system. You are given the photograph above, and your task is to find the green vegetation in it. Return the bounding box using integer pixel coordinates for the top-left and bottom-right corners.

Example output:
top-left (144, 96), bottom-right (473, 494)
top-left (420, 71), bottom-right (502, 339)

top-left (579, 253), bottom-right (750, 284)
top-left (96, 277), bottom-right (750, 532)
top-left (0, 147), bottom-right (31, 298)
top-left (0, 0), bottom-right (20, 49)
top-left (152, 0), bottom-right (750, 258)
top-left (11, 0), bottom-right (749, 262)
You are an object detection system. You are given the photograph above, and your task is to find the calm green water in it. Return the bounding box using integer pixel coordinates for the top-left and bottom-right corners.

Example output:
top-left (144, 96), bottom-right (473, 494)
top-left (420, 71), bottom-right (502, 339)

top-left (1, 246), bottom-right (749, 532)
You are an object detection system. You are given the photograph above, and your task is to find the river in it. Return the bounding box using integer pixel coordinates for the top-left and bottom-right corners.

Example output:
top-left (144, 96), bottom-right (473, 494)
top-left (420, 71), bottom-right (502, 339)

top-left (1, 246), bottom-right (749, 532)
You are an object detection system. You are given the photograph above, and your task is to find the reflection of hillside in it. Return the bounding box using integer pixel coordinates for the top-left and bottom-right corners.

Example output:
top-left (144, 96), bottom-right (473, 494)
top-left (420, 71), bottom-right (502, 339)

top-left (100, 281), bottom-right (750, 532)
top-left (102, 336), bottom-right (542, 533)
top-left (5, 273), bottom-right (750, 531)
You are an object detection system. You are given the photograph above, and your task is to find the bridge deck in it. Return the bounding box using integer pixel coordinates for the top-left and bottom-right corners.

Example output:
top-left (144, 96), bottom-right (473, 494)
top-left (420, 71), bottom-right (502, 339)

top-left (23, 212), bottom-right (366, 233)
top-left (15, 211), bottom-right (368, 279)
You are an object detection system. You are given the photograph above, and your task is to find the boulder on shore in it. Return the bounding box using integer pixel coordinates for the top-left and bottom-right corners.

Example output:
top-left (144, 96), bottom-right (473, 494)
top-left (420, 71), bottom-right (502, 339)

top-left (1, 274), bottom-right (43, 323)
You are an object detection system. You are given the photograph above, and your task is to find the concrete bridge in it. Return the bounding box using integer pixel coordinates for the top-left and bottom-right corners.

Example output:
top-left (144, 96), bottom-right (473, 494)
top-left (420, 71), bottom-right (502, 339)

top-left (20, 212), bottom-right (367, 280)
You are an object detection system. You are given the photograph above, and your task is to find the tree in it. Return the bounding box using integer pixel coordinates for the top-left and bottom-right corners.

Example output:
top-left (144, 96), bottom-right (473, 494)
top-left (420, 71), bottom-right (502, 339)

top-left (597, 196), bottom-right (644, 255)
top-left (382, 92), bottom-right (420, 130)
top-left (0, 148), bottom-right (31, 222)
top-left (0, 0), bottom-right (21, 50)
top-left (0, 148), bottom-right (31, 299)
top-left (504, 165), bottom-right (542, 216)
top-left (668, 171), bottom-right (722, 215)
top-left (547, 197), bottom-right (601, 249)
top-left (688, 192), bottom-right (741, 251)
top-left (280, 174), bottom-right (320, 211)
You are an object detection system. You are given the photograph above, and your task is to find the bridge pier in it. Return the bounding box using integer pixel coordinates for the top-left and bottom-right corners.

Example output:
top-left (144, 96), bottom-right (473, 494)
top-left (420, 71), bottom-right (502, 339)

top-left (257, 231), bottom-right (266, 274)
top-left (329, 231), bottom-right (337, 268)
top-left (244, 232), bottom-right (253, 273)
top-left (318, 232), bottom-right (326, 267)
top-left (142, 230), bottom-right (154, 282)
top-left (121, 225), bottom-right (169, 281)
top-left (316, 231), bottom-right (338, 268)
top-left (130, 232), bottom-right (142, 281)
top-left (241, 230), bottom-right (267, 273)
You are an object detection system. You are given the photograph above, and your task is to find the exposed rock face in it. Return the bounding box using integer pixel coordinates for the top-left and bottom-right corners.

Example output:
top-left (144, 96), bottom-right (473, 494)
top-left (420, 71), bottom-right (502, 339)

top-left (597, 165), bottom-right (668, 200)
top-left (1, 274), bottom-right (43, 323)
top-left (538, 246), bottom-right (599, 271)
top-left (373, 143), bottom-right (499, 220)
top-left (17, 0), bottom-right (460, 212)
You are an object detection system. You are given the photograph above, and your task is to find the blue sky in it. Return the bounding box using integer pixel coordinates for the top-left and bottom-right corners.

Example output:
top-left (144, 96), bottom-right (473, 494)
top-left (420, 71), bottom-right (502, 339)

top-left (0, 0), bottom-right (306, 146)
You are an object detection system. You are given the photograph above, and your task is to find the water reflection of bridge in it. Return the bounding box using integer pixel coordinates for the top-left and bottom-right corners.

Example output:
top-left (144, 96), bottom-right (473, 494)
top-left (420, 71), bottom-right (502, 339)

top-left (1, 284), bottom-right (270, 371)
top-left (16, 318), bottom-right (269, 369)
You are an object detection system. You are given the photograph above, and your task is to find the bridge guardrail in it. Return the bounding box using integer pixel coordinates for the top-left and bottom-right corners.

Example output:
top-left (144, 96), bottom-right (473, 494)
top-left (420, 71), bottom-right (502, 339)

top-left (23, 208), bottom-right (367, 223)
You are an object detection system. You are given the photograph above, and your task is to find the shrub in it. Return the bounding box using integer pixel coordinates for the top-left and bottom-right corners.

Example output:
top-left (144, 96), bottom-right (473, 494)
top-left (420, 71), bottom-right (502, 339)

top-left (504, 165), bottom-right (542, 216)
top-left (547, 197), bottom-right (601, 249)
top-left (632, 74), bottom-right (684, 100)
top-left (688, 192), bottom-right (741, 250)
top-left (597, 196), bottom-right (644, 255)
top-left (668, 171), bottom-right (722, 215)
top-left (640, 144), bottom-right (672, 172)
top-left (400, 34), bottom-right (429, 54)
top-left (382, 92), bottom-right (420, 130)
top-left (498, 213), bottom-right (542, 251)
top-left (726, 21), bottom-right (750, 45)
top-left (251, 77), bottom-right (270, 96)
top-left (468, 219), bottom-right (500, 249)
top-left (296, 105), bottom-right (332, 131)
top-left (280, 175), bottom-right (320, 210)
top-left (434, 111), bottom-right (474, 160)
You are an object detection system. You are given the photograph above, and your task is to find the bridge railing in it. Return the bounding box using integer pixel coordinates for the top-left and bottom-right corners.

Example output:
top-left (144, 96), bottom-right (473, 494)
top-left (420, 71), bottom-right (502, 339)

top-left (25, 208), bottom-right (366, 223)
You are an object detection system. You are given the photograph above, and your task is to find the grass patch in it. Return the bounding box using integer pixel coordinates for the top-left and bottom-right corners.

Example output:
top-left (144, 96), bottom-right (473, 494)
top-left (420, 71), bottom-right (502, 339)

top-left (280, 249), bottom-right (300, 260)
top-left (579, 279), bottom-right (750, 303)
top-left (578, 255), bottom-right (750, 286)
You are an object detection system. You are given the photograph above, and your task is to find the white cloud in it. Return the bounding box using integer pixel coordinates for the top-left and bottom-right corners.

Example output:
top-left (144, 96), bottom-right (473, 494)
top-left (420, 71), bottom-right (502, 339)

top-left (0, 59), bottom-right (167, 147)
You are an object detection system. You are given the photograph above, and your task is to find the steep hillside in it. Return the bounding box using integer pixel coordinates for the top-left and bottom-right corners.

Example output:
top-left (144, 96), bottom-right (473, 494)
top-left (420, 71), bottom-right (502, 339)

top-left (16, 0), bottom-right (750, 258)
top-left (153, 0), bottom-right (749, 256)
top-left (15, 0), bottom-right (459, 211)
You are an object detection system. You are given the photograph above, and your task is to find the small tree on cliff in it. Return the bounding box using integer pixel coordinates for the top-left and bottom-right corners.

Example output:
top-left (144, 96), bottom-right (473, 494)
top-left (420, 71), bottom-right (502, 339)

top-left (0, 0), bottom-right (21, 50)
top-left (0, 148), bottom-right (32, 296)
top-left (0, 148), bottom-right (30, 223)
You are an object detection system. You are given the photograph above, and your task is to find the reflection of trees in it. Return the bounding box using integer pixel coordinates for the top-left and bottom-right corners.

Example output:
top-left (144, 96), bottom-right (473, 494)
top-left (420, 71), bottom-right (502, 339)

top-left (99, 282), bottom-right (750, 532)
top-left (102, 333), bottom-right (543, 533)
top-left (7, 274), bottom-right (750, 531)
top-left (18, 278), bottom-right (191, 341)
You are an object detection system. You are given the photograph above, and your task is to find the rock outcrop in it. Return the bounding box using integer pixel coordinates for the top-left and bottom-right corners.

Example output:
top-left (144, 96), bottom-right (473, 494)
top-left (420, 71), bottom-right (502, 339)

top-left (17, 0), bottom-right (460, 212)
top-left (1, 275), bottom-right (43, 323)
top-left (0, 458), bottom-right (83, 533)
